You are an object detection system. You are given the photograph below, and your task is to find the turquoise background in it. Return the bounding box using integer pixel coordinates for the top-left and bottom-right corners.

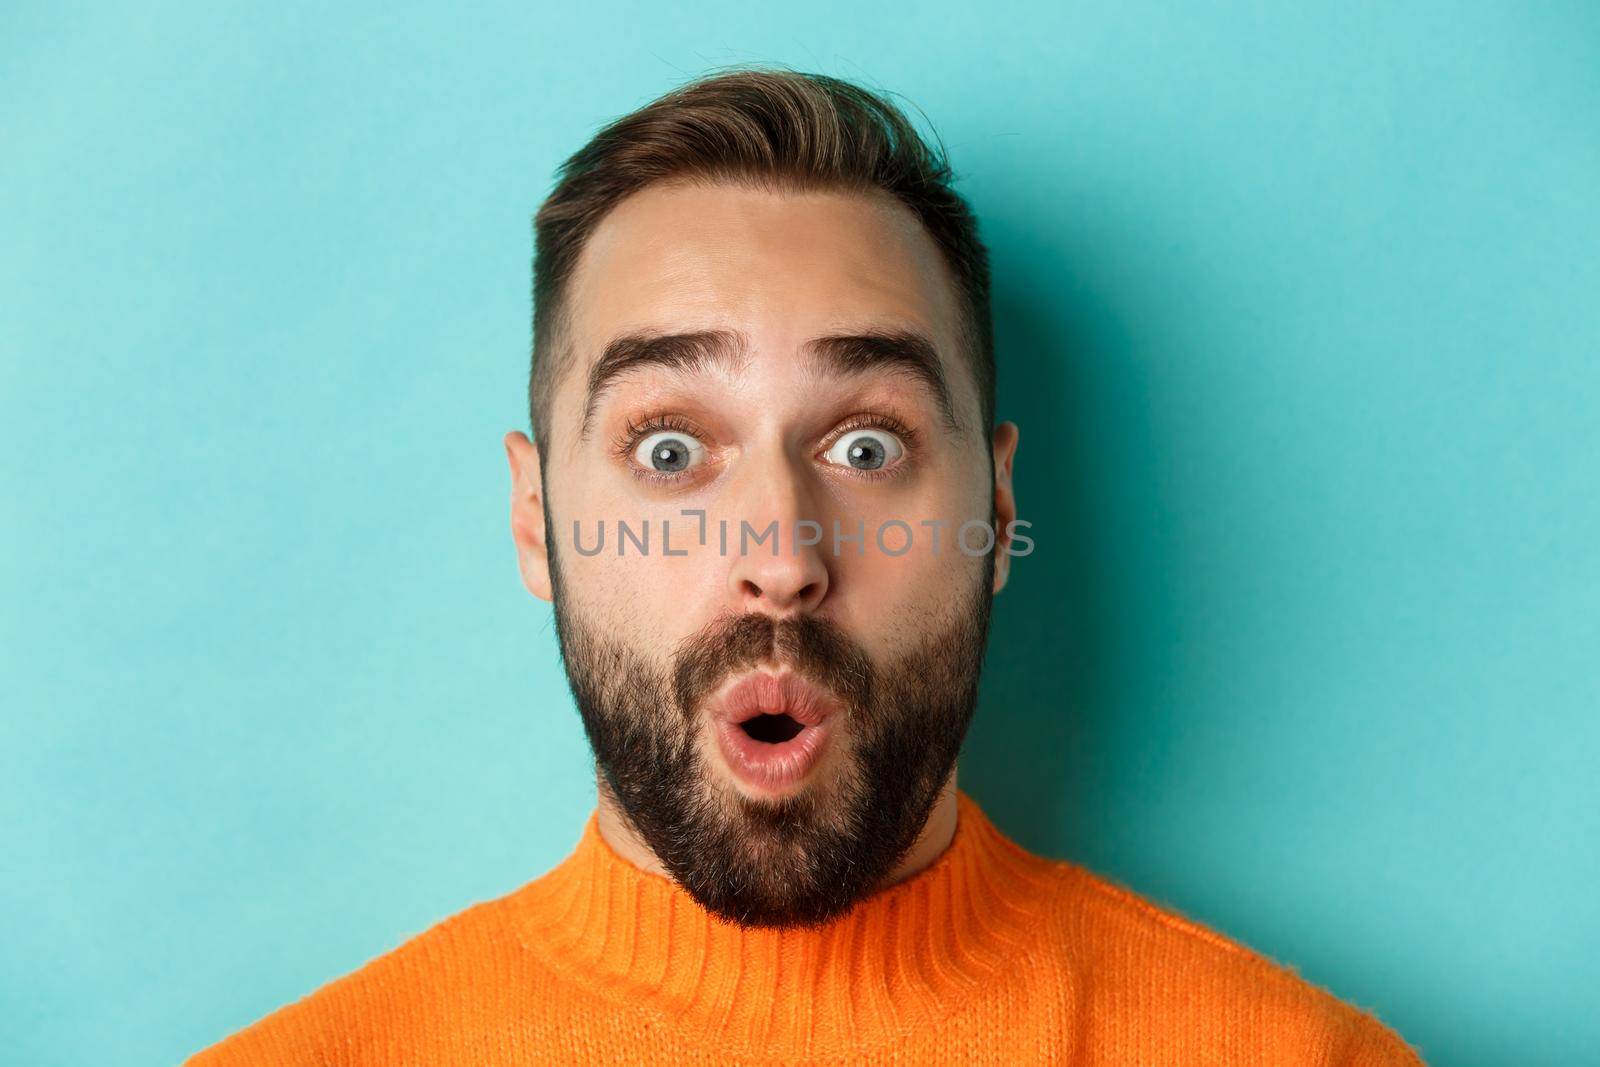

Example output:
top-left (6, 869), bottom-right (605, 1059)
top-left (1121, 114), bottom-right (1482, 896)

top-left (3, 3), bottom-right (1595, 1064)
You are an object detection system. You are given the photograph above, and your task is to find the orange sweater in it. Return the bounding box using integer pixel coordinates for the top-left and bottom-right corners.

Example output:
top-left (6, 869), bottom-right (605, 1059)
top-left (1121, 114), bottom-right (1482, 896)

top-left (188, 789), bottom-right (1424, 1064)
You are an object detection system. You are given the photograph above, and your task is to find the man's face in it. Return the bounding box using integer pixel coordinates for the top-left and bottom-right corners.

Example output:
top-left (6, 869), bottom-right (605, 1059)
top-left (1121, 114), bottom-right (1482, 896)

top-left (507, 179), bottom-right (1017, 927)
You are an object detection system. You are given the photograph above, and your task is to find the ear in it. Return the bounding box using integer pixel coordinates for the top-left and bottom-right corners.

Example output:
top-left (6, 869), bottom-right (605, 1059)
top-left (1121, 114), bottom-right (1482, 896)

top-left (504, 430), bottom-right (553, 602)
top-left (989, 421), bottom-right (1020, 594)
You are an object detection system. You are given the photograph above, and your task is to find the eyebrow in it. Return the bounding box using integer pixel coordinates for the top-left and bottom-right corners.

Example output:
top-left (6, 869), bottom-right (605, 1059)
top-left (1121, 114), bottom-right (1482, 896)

top-left (581, 330), bottom-right (748, 438)
top-left (807, 331), bottom-right (961, 433)
top-left (578, 326), bottom-right (963, 438)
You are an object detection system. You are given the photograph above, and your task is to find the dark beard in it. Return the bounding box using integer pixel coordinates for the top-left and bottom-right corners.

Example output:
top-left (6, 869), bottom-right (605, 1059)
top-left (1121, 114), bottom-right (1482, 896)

top-left (546, 535), bottom-right (994, 929)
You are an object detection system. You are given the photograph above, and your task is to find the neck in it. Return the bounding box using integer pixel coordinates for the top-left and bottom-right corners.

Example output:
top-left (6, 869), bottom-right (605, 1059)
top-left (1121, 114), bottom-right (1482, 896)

top-left (594, 769), bottom-right (961, 890)
top-left (511, 783), bottom-right (1060, 1060)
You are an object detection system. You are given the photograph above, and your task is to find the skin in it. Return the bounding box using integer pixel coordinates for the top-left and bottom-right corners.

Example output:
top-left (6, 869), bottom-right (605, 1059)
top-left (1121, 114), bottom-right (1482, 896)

top-left (504, 177), bottom-right (1019, 893)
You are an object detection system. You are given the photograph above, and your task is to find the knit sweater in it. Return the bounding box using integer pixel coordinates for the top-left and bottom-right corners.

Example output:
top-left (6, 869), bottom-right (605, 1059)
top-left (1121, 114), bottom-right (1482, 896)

top-left (187, 789), bottom-right (1424, 1065)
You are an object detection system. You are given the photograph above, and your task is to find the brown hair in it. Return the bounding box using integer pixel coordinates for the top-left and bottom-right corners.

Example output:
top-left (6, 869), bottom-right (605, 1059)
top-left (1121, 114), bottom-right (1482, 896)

top-left (528, 64), bottom-right (994, 461)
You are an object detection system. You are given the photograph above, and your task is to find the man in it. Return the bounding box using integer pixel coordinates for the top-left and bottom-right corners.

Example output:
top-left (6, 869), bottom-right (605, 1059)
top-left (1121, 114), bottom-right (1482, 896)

top-left (189, 66), bottom-right (1423, 1064)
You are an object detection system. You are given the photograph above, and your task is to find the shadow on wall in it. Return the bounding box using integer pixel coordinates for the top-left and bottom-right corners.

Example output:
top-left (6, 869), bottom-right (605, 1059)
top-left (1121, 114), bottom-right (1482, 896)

top-left (958, 213), bottom-right (1166, 863)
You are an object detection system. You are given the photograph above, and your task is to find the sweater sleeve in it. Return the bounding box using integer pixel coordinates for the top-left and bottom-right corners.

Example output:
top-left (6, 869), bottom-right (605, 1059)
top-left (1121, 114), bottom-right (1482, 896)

top-left (1344, 1012), bottom-right (1428, 1067)
top-left (183, 997), bottom-right (340, 1067)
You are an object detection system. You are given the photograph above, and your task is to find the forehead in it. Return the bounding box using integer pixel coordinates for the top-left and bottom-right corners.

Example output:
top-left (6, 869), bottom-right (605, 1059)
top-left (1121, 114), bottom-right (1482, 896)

top-left (561, 179), bottom-right (967, 390)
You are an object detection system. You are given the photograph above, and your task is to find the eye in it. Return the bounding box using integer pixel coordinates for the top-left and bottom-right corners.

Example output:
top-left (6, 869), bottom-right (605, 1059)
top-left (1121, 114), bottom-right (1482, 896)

top-left (632, 430), bottom-right (705, 474)
top-left (822, 429), bottom-right (904, 472)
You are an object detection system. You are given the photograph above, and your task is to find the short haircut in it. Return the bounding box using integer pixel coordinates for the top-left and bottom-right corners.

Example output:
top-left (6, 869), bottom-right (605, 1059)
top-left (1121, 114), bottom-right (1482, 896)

top-left (528, 64), bottom-right (994, 462)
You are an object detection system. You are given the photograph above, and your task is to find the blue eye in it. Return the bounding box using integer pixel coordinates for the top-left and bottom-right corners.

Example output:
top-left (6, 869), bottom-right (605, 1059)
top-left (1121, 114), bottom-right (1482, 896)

top-left (633, 431), bottom-right (705, 473)
top-left (823, 430), bottom-right (904, 471)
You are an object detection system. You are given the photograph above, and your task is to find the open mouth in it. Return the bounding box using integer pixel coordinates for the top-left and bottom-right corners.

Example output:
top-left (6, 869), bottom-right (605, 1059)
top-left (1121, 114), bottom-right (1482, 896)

top-left (736, 711), bottom-right (807, 745)
top-left (711, 672), bottom-right (839, 794)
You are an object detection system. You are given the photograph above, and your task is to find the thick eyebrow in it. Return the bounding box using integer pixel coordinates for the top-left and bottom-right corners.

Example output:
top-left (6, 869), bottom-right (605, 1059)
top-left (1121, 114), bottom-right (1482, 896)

top-left (580, 329), bottom-right (750, 439)
top-left (579, 326), bottom-right (963, 439)
top-left (803, 329), bottom-right (961, 434)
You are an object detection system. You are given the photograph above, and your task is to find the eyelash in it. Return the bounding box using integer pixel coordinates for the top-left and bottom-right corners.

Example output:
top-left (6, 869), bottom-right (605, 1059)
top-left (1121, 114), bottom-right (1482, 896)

top-left (611, 413), bottom-right (708, 486)
top-left (820, 410), bottom-right (919, 483)
top-left (613, 409), bottom-right (919, 485)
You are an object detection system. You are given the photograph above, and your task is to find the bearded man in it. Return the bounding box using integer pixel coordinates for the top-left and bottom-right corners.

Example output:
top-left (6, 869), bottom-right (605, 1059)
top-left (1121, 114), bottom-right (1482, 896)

top-left (189, 66), bottom-right (1422, 1066)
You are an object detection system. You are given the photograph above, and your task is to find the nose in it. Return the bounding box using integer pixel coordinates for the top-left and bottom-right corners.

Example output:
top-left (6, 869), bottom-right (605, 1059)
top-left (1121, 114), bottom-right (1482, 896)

top-left (723, 457), bottom-right (831, 616)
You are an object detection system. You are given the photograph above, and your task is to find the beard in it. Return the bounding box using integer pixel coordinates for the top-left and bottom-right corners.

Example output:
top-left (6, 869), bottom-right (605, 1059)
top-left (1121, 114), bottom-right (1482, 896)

top-left (545, 527), bottom-right (995, 930)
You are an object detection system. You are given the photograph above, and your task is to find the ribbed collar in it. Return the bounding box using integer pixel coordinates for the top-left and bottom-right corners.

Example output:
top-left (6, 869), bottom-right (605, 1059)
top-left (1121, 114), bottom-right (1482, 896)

top-left (509, 788), bottom-right (1061, 1059)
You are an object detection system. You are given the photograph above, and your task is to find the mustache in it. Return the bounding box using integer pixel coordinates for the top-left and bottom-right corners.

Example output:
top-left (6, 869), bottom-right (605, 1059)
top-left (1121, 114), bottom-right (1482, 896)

top-left (672, 612), bottom-right (875, 720)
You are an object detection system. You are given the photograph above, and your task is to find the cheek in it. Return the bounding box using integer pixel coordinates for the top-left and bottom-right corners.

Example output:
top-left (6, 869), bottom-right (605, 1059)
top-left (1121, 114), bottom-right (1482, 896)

top-left (832, 530), bottom-right (985, 652)
top-left (558, 528), bottom-right (726, 648)
top-left (833, 466), bottom-right (992, 577)
top-left (549, 474), bottom-right (717, 637)
top-left (847, 447), bottom-right (993, 531)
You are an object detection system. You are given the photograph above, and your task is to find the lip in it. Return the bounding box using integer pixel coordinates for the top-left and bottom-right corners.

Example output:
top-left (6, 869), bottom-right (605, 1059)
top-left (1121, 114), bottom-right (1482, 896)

top-left (709, 671), bottom-right (840, 795)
